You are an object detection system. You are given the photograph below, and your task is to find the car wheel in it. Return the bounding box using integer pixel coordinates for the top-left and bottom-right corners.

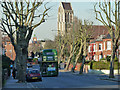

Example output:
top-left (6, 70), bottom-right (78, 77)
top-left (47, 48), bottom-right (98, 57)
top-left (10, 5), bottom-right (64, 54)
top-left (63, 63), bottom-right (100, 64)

top-left (26, 78), bottom-right (29, 82)
top-left (39, 78), bottom-right (42, 81)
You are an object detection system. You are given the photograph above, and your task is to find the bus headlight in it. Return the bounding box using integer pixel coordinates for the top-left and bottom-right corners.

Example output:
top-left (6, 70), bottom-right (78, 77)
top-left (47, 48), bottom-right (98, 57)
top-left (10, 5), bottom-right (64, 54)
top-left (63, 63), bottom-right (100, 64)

top-left (43, 56), bottom-right (46, 61)
top-left (55, 56), bottom-right (58, 61)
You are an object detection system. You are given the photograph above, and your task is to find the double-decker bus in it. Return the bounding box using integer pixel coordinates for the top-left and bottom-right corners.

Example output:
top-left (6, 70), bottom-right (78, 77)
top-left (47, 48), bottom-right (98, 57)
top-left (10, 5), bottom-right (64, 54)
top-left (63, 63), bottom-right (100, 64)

top-left (39, 49), bottom-right (58, 76)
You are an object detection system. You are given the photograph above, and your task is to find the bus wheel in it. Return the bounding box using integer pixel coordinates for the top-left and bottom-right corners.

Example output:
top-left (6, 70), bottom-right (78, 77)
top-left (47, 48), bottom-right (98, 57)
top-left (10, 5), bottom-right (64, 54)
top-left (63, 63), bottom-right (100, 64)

top-left (39, 78), bottom-right (42, 81)
top-left (55, 75), bottom-right (58, 77)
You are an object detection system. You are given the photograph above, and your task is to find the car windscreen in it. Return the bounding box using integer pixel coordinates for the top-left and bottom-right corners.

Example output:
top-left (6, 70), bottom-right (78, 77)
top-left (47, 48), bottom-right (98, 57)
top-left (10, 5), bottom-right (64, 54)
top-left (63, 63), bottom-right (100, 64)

top-left (30, 70), bottom-right (39, 74)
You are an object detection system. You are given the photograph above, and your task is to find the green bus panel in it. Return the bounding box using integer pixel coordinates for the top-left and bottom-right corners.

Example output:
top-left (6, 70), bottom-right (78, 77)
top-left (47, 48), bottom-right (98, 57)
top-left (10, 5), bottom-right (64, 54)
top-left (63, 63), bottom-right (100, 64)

top-left (41, 62), bottom-right (58, 77)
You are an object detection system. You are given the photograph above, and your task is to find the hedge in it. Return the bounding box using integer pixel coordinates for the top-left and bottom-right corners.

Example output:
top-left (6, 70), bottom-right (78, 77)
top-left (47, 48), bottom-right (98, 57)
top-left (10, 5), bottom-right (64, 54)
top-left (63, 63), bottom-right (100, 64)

top-left (2, 55), bottom-right (13, 86)
top-left (86, 61), bottom-right (119, 70)
top-left (92, 61), bottom-right (110, 70)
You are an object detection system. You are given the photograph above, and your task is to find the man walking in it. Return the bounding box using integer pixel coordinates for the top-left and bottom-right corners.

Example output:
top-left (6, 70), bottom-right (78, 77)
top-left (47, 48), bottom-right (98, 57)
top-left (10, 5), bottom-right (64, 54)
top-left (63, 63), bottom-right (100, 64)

top-left (10, 64), bottom-right (13, 77)
top-left (12, 67), bottom-right (17, 79)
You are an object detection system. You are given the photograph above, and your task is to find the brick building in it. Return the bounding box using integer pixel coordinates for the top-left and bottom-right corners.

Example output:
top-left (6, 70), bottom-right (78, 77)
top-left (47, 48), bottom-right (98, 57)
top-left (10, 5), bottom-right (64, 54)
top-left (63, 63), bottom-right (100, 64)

top-left (87, 26), bottom-right (120, 61)
top-left (28, 35), bottom-right (44, 56)
top-left (2, 35), bottom-right (16, 61)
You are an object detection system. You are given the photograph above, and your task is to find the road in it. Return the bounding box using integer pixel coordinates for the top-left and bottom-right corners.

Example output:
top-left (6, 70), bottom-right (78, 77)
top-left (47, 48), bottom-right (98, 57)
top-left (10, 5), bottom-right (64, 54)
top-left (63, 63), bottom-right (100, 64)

top-left (28, 71), bottom-right (119, 88)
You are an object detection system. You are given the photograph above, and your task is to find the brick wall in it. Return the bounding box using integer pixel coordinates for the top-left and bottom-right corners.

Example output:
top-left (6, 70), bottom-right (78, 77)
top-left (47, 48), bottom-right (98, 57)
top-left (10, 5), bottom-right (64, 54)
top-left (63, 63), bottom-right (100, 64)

top-left (3, 41), bottom-right (16, 61)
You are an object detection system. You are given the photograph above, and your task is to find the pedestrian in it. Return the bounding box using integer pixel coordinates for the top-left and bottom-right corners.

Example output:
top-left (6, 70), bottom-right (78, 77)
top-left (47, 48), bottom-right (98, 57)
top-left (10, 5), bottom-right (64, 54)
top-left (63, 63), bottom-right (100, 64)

top-left (10, 64), bottom-right (13, 76)
top-left (90, 60), bottom-right (93, 70)
top-left (31, 51), bottom-right (34, 59)
top-left (59, 64), bottom-right (61, 69)
top-left (64, 63), bottom-right (66, 68)
top-left (12, 67), bottom-right (17, 79)
top-left (10, 64), bottom-right (13, 69)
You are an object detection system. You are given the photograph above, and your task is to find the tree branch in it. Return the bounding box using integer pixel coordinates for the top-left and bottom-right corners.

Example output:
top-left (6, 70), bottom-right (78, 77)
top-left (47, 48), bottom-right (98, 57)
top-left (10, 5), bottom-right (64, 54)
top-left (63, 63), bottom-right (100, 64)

top-left (2, 2), bottom-right (18, 26)
top-left (32, 7), bottom-right (50, 30)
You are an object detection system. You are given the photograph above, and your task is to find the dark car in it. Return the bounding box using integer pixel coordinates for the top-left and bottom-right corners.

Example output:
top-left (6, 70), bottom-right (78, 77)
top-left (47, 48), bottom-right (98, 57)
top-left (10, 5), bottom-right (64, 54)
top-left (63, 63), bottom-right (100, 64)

top-left (26, 69), bottom-right (42, 81)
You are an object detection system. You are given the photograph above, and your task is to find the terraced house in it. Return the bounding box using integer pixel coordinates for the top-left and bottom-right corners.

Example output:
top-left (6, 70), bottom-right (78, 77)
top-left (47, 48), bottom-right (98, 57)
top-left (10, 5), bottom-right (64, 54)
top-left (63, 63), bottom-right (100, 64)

top-left (2, 34), bottom-right (16, 61)
top-left (87, 26), bottom-right (120, 62)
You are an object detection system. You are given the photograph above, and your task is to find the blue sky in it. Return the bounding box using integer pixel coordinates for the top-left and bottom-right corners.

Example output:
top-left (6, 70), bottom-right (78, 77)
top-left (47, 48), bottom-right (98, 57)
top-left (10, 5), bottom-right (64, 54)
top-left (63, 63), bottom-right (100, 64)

top-left (32, 1), bottom-right (102, 42)
top-left (0, 1), bottom-right (105, 42)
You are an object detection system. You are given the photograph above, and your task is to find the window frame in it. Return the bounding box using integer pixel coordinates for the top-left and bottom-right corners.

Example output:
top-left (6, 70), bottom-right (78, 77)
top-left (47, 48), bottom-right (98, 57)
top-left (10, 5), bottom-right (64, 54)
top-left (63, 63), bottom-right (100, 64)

top-left (107, 41), bottom-right (111, 50)
top-left (99, 43), bottom-right (102, 51)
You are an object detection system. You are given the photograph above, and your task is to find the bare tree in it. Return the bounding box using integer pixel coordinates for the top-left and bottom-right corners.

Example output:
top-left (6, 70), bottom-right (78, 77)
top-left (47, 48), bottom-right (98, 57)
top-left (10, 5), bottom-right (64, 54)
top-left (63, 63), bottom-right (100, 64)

top-left (44, 40), bottom-right (56, 49)
top-left (72, 20), bottom-right (92, 73)
top-left (94, 1), bottom-right (120, 78)
top-left (64, 16), bottom-right (80, 70)
top-left (0, 1), bottom-right (50, 82)
top-left (28, 42), bottom-right (43, 54)
top-left (65, 18), bottom-right (92, 72)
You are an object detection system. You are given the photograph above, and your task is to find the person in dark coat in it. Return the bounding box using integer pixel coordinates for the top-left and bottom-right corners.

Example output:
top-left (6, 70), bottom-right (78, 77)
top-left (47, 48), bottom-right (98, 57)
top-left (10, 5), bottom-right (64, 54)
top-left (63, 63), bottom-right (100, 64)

top-left (31, 52), bottom-right (34, 59)
top-left (12, 67), bottom-right (17, 79)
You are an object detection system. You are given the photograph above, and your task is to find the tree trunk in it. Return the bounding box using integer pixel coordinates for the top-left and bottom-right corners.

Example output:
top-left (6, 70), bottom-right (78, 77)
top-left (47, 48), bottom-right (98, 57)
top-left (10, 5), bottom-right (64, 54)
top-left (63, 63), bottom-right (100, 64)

top-left (14, 51), bottom-right (19, 79)
top-left (109, 44), bottom-right (115, 78)
top-left (65, 45), bottom-right (73, 70)
top-left (65, 52), bottom-right (74, 70)
top-left (58, 44), bottom-right (64, 64)
top-left (15, 44), bottom-right (28, 82)
top-left (79, 56), bottom-right (86, 74)
top-left (79, 39), bottom-right (87, 74)
top-left (72, 43), bottom-right (83, 72)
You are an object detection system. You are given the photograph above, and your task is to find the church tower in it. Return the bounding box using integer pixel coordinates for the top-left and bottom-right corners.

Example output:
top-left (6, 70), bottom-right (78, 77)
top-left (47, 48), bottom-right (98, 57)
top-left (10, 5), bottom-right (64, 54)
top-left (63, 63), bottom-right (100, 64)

top-left (58, 2), bottom-right (73, 36)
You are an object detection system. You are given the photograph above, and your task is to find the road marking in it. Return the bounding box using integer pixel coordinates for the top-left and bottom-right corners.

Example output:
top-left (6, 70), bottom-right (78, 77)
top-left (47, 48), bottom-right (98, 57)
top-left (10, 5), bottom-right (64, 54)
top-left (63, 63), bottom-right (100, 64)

top-left (27, 83), bottom-right (35, 88)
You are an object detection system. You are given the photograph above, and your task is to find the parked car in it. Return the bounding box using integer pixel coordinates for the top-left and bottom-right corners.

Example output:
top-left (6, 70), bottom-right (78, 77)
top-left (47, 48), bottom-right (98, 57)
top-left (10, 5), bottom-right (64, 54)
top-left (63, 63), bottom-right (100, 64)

top-left (32, 64), bottom-right (40, 71)
top-left (26, 69), bottom-right (42, 81)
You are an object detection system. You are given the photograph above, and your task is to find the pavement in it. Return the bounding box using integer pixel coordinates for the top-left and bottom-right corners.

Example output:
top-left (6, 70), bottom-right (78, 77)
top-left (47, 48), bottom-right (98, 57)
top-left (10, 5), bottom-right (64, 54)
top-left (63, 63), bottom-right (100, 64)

top-left (2, 76), bottom-right (34, 89)
top-left (60, 69), bottom-right (120, 82)
top-left (2, 69), bottom-right (120, 89)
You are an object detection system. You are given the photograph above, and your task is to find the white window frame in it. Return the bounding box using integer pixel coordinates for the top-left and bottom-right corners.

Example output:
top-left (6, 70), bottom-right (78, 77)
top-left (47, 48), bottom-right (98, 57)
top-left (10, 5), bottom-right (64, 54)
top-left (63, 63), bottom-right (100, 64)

top-left (119, 45), bottom-right (120, 50)
top-left (107, 41), bottom-right (111, 50)
top-left (104, 42), bottom-right (105, 50)
top-left (104, 55), bottom-right (106, 58)
top-left (99, 55), bottom-right (102, 60)
top-left (99, 43), bottom-right (102, 51)
top-left (93, 45), bottom-right (96, 52)
top-left (94, 55), bottom-right (95, 60)
top-left (96, 44), bottom-right (97, 51)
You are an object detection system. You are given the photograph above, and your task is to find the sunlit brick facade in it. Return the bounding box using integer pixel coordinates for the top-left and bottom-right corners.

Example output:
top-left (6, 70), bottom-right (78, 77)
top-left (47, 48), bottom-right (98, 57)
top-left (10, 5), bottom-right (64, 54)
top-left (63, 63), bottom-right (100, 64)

top-left (88, 33), bottom-right (119, 61)
top-left (2, 36), bottom-right (16, 61)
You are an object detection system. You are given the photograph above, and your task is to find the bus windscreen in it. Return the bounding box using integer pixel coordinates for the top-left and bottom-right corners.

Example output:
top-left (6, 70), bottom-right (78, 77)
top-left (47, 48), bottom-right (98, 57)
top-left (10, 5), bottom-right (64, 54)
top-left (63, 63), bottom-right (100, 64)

top-left (45, 52), bottom-right (54, 55)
